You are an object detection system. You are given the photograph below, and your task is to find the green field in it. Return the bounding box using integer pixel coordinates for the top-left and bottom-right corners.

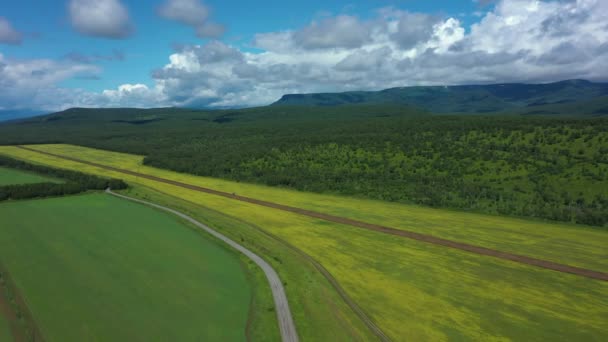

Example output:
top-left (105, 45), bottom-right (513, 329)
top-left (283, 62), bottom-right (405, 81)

top-left (0, 193), bottom-right (258, 341)
top-left (119, 179), bottom-right (608, 341)
top-left (121, 185), bottom-right (378, 341)
top-left (0, 314), bottom-right (11, 342)
top-left (3, 145), bottom-right (606, 340)
top-left (0, 166), bottom-right (59, 186)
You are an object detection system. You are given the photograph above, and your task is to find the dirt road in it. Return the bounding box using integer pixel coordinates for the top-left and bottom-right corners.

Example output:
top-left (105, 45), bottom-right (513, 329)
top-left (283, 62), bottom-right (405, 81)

top-left (18, 146), bottom-right (608, 282)
top-left (106, 189), bottom-right (299, 342)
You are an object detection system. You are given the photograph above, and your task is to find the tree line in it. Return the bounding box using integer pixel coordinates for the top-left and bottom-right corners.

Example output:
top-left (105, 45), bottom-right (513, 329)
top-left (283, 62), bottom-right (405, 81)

top-left (0, 155), bottom-right (127, 201)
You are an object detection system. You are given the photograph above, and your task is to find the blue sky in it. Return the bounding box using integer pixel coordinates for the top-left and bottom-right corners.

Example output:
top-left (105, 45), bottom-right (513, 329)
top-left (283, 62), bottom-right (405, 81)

top-left (0, 0), bottom-right (606, 110)
top-left (1, 0), bottom-right (488, 92)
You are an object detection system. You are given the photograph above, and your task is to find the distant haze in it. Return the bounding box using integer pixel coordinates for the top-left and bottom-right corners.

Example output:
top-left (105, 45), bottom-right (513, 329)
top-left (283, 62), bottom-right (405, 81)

top-left (0, 110), bottom-right (47, 122)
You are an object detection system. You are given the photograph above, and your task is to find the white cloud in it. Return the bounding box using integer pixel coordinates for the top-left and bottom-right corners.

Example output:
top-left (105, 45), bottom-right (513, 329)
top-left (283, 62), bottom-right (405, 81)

top-left (0, 53), bottom-right (101, 110)
top-left (0, 17), bottom-right (22, 45)
top-left (158, 0), bottom-right (209, 26)
top-left (159, 0), bottom-right (224, 38)
top-left (294, 15), bottom-right (373, 49)
top-left (69, 0), bottom-right (133, 39)
top-left (335, 47), bottom-right (393, 71)
top-left (391, 12), bottom-right (440, 49)
top-left (101, 84), bottom-right (165, 107)
top-left (144, 0), bottom-right (607, 108)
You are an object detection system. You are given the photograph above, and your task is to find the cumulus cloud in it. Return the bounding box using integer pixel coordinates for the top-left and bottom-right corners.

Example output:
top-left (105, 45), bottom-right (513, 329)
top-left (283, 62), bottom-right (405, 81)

top-left (293, 15), bottom-right (373, 49)
top-left (335, 47), bottom-right (393, 71)
top-left (391, 12), bottom-right (441, 49)
top-left (69, 0), bottom-right (133, 39)
top-left (144, 0), bottom-right (607, 108)
top-left (0, 53), bottom-right (102, 110)
top-left (0, 17), bottom-right (22, 45)
top-left (159, 0), bottom-right (225, 38)
top-left (0, 53), bottom-right (167, 110)
top-left (2, 0), bottom-right (608, 111)
top-left (101, 84), bottom-right (165, 107)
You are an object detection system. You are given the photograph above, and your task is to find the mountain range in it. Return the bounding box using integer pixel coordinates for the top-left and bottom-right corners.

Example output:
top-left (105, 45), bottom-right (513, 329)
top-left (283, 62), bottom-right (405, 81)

top-left (273, 79), bottom-right (608, 115)
top-left (2, 80), bottom-right (608, 123)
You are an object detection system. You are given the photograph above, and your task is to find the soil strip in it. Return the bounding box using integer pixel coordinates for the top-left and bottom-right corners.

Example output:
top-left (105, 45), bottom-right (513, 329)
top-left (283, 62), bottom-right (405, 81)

top-left (0, 260), bottom-right (45, 342)
top-left (17, 145), bottom-right (608, 282)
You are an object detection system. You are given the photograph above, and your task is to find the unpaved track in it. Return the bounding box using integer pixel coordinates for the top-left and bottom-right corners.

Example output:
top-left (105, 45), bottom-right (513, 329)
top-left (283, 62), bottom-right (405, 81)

top-left (0, 259), bottom-right (45, 342)
top-left (18, 146), bottom-right (608, 282)
top-left (106, 189), bottom-right (299, 342)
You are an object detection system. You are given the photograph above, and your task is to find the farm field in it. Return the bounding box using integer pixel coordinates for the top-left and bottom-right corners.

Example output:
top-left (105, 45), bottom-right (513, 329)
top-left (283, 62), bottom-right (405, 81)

top-left (0, 166), bottom-right (59, 186)
top-left (113, 187), bottom-right (608, 341)
top-left (2, 144), bottom-right (607, 340)
top-left (0, 314), bottom-right (10, 342)
top-left (122, 184), bottom-right (377, 342)
top-left (0, 193), bottom-right (257, 342)
top-left (5, 144), bottom-right (608, 272)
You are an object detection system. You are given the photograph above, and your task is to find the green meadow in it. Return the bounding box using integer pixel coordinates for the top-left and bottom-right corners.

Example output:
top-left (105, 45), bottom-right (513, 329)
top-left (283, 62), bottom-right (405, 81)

top-left (0, 314), bottom-right (11, 342)
top-left (0, 166), bottom-right (59, 186)
top-left (0, 193), bottom-right (256, 342)
top-left (122, 184), bottom-right (377, 341)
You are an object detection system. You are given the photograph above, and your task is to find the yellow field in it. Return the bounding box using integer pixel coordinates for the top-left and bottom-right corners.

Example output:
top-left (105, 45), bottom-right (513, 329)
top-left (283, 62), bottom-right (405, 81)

top-left (1, 144), bottom-right (607, 341)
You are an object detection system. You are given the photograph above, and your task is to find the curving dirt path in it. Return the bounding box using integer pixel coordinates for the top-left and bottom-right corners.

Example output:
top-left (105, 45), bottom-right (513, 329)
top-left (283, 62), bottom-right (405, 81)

top-left (106, 189), bottom-right (299, 342)
top-left (17, 146), bottom-right (608, 282)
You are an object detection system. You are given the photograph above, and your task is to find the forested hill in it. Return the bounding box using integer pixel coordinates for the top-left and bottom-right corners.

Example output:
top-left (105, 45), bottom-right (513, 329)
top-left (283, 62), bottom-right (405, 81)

top-left (1, 104), bottom-right (607, 227)
top-left (273, 79), bottom-right (608, 115)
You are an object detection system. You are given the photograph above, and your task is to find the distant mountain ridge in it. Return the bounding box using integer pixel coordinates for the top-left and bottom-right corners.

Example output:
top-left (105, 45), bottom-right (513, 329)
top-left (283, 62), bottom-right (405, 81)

top-left (273, 79), bottom-right (608, 115)
top-left (0, 109), bottom-right (47, 122)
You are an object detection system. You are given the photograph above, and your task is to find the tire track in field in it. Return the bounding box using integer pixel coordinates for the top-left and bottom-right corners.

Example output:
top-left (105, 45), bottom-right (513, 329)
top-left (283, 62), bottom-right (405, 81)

top-left (17, 146), bottom-right (608, 282)
top-left (0, 260), bottom-right (46, 342)
top-left (105, 189), bottom-right (299, 342)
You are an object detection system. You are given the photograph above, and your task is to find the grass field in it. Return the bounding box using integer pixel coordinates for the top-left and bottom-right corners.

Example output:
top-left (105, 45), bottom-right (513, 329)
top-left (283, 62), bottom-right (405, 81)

top-left (122, 184), bottom-right (378, 341)
top-left (0, 193), bottom-right (257, 342)
top-left (0, 314), bottom-right (11, 342)
top-left (0, 166), bottom-right (59, 186)
top-left (2, 144), bottom-right (607, 340)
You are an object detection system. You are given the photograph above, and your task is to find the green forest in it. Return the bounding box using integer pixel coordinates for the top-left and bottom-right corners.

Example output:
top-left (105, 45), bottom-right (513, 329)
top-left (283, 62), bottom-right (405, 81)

top-left (0, 106), bottom-right (607, 227)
